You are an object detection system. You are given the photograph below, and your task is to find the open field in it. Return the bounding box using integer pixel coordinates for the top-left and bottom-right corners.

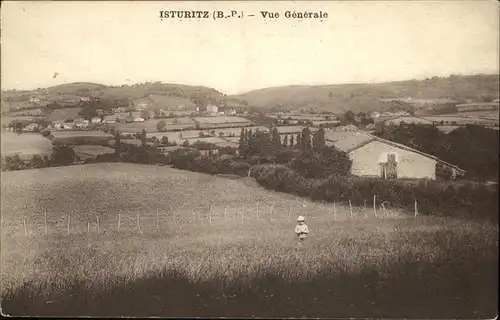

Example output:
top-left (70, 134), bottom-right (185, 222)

top-left (193, 116), bottom-right (251, 124)
top-left (73, 145), bottom-right (115, 160)
top-left (51, 131), bottom-right (112, 145)
top-left (45, 107), bottom-right (83, 122)
top-left (424, 115), bottom-right (499, 126)
top-left (0, 132), bottom-right (53, 160)
top-left (0, 163), bottom-right (497, 317)
top-left (1, 116), bottom-right (42, 126)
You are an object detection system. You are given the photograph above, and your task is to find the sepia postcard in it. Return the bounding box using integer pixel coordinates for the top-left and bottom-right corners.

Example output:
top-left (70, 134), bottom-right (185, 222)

top-left (0, 1), bottom-right (498, 318)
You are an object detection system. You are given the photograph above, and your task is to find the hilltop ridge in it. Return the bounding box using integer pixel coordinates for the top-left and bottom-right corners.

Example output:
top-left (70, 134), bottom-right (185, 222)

top-left (2, 74), bottom-right (498, 114)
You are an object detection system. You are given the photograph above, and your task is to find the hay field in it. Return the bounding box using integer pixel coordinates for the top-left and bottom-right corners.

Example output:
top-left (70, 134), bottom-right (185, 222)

top-left (73, 145), bottom-right (114, 160)
top-left (1, 132), bottom-right (53, 160)
top-left (0, 163), bottom-right (497, 317)
top-left (45, 107), bottom-right (83, 122)
top-left (193, 116), bottom-right (252, 124)
top-left (51, 131), bottom-right (112, 145)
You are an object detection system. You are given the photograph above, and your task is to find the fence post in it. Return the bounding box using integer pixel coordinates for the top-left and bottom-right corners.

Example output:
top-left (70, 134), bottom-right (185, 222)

top-left (117, 214), bottom-right (121, 231)
top-left (349, 200), bottom-right (353, 219)
top-left (44, 211), bottom-right (48, 236)
top-left (333, 202), bottom-right (336, 217)
top-left (156, 210), bottom-right (159, 230)
top-left (96, 214), bottom-right (100, 234)
top-left (137, 212), bottom-right (141, 232)
top-left (23, 219), bottom-right (28, 238)
top-left (414, 200), bottom-right (418, 217)
top-left (241, 206), bottom-right (245, 222)
top-left (269, 205), bottom-right (274, 222)
top-left (192, 209), bottom-right (196, 224)
top-left (373, 195), bottom-right (377, 218)
top-left (288, 204), bottom-right (291, 220)
top-left (87, 221), bottom-right (90, 234)
top-left (224, 206), bottom-right (228, 221)
top-left (209, 206), bottom-right (212, 224)
top-left (381, 202), bottom-right (387, 217)
top-left (67, 215), bottom-right (70, 236)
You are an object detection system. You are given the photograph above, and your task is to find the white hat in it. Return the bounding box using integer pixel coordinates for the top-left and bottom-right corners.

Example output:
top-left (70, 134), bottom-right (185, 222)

top-left (297, 215), bottom-right (305, 222)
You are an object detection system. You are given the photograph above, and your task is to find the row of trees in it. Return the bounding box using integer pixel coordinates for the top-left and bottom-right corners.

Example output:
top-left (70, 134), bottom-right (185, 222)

top-left (238, 126), bottom-right (327, 159)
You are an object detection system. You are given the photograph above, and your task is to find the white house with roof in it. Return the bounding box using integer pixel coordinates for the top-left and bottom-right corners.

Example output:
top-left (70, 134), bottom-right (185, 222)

top-left (102, 115), bottom-right (118, 124)
top-left (325, 131), bottom-right (465, 180)
top-left (91, 116), bottom-right (102, 124)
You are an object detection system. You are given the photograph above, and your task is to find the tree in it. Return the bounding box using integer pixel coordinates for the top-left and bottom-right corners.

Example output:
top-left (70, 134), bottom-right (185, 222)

top-left (161, 136), bottom-right (169, 145)
top-left (114, 129), bottom-right (121, 156)
top-left (157, 121), bottom-right (166, 132)
top-left (238, 128), bottom-right (249, 158)
top-left (313, 127), bottom-right (326, 151)
top-left (210, 129), bottom-right (216, 136)
top-left (343, 111), bottom-right (356, 124)
top-left (289, 134), bottom-right (295, 148)
top-left (140, 129), bottom-right (147, 147)
top-left (3, 155), bottom-right (23, 171)
top-left (30, 155), bottom-right (46, 169)
top-left (51, 145), bottom-right (76, 166)
top-left (283, 134), bottom-right (289, 147)
top-left (271, 127), bottom-right (281, 150)
top-left (300, 127), bottom-right (312, 151)
top-left (182, 140), bottom-right (189, 147)
top-left (79, 104), bottom-right (98, 122)
top-left (141, 110), bottom-right (151, 120)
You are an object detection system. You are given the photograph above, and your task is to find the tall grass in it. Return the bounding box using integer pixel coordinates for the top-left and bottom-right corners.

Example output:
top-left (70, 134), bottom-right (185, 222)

top-left (1, 163), bottom-right (498, 317)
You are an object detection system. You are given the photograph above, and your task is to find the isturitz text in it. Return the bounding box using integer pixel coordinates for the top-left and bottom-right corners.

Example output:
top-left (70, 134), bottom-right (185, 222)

top-left (159, 11), bottom-right (210, 19)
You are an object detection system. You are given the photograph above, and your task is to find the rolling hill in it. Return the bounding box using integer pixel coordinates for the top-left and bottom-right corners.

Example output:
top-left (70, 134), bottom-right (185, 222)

top-left (2, 74), bottom-right (498, 115)
top-left (232, 74), bottom-right (500, 113)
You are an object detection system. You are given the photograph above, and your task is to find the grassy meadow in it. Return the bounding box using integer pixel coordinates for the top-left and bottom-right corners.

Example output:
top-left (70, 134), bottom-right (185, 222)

top-left (0, 163), bottom-right (497, 317)
top-left (0, 132), bottom-right (53, 160)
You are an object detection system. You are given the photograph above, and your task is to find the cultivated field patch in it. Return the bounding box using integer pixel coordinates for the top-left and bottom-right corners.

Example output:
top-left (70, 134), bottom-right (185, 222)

top-left (1, 132), bottom-right (53, 160)
top-left (193, 116), bottom-right (252, 124)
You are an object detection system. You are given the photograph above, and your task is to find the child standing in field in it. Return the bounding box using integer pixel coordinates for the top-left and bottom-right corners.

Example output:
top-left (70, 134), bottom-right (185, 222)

top-left (295, 215), bottom-right (309, 244)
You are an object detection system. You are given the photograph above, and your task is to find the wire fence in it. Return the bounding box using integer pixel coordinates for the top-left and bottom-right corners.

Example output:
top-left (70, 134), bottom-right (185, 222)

top-left (1, 197), bottom-right (419, 239)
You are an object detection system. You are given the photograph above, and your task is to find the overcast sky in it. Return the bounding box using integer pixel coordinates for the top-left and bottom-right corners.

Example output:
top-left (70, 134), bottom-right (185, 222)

top-left (1, 1), bottom-right (498, 94)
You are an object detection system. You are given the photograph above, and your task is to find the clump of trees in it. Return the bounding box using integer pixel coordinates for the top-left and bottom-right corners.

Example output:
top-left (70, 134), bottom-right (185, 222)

top-left (375, 123), bottom-right (499, 181)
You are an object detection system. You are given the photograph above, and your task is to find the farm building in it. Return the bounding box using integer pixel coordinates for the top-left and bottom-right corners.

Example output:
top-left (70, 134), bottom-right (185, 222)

top-left (102, 115), bottom-right (118, 124)
top-left (326, 132), bottom-right (465, 180)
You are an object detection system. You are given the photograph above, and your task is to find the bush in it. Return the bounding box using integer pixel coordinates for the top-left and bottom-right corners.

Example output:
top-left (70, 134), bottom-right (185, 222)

top-left (2, 155), bottom-right (24, 171)
top-left (121, 145), bottom-right (169, 165)
top-left (30, 155), bottom-right (47, 169)
top-left (251, 164), bottom-right (498, 221)
top-left (50, 145), bottom-right (76, 166)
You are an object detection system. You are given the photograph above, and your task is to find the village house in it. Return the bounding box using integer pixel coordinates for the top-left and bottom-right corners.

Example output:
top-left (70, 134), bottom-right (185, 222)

top-left (21, 123), bottom-right (40, 132)
top-left (80, 97), bottom-right (91, 103)
top-left (133, 117), bottom-right (145, 123)
top-left (91, 116), bottom-right (102, 124)
top-left (74, 119), bottom-right (90, 129)
top-left (102, 114), bottom-right (118, 124)
top-left (29, 97), bottom-right (41, 104)
top-left (206, 104), bottom-right (219, 115)
top-left (325, 132), bottom-right (465, 180)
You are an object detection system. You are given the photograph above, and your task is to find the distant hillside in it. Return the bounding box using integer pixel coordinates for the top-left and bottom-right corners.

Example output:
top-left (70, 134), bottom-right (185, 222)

top-left (2, 74), bottom-right (498, 115)
top-left (1, 82), bottom-right (225, 113)
top-left (233, 74), bottom-right (500, 114)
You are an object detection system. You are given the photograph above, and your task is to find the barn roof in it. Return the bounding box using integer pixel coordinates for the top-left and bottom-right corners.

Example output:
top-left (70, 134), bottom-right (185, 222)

top-left (326, 132), bottom-right (466, 173)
